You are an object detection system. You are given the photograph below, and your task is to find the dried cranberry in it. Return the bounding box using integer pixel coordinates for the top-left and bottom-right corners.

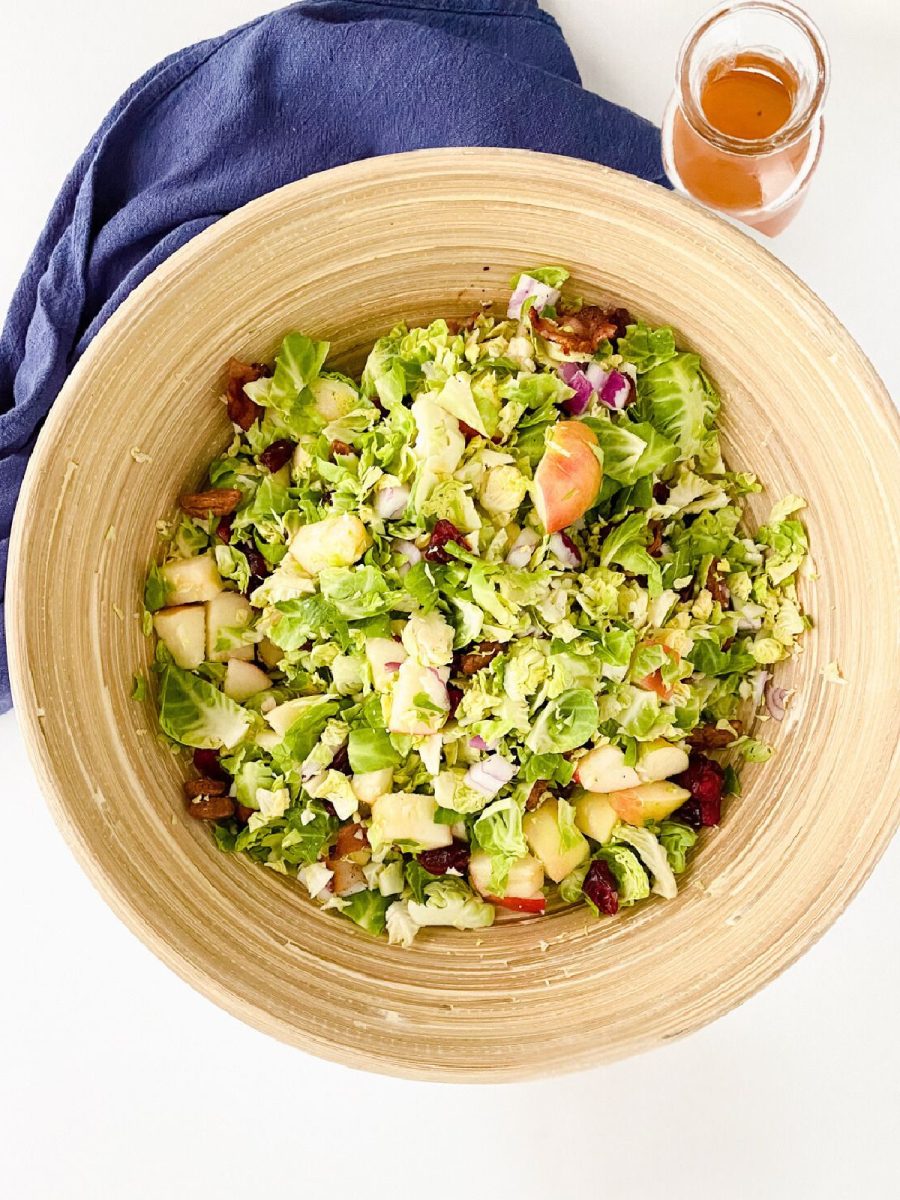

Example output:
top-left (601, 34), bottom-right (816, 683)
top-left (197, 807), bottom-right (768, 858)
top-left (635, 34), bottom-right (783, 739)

top-left (673, 753), bottom-right (725, 828)
top-left (192, 748), bottom-right (230, 781)
top-left (447, 685), bottom-right (463, 719)
top-left (235, 540), bottom-right (269, 586)
top-left (652, 482), bottom-right (670, 504)
top-left (424, 519), bottom-right (471, 564)
top-left (320, 799), bottom-right (338, 819)
top-left (417, 840), bottom-right (470, 876)
top-left (583, 860), bottom-right (619, 915)
top-left (330, 744), bottom-right (350, 774)
top-left (458, 420), bottom-right (481, 442)
top-left (216, 516), bottom-right (233, 543)
top-left (607, 307), bottom-right (634, 343)
top-left (258, 438), bottom-right (296, 473)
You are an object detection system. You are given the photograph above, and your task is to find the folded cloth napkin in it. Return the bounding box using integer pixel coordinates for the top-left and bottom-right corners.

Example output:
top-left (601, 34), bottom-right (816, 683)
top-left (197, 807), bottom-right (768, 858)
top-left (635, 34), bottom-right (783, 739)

top-left (0, 0), bottom-right (665, 711)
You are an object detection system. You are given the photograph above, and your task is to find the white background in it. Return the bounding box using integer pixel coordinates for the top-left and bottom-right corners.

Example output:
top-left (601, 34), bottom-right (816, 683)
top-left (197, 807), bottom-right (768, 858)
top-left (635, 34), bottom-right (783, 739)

top-left (1, 3), bottom-right (897, 1197)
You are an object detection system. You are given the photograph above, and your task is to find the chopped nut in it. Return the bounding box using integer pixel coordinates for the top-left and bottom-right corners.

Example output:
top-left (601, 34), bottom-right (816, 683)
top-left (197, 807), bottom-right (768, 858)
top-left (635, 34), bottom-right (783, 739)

top-left (458, 641), bottom-right (504, 675)
top-left (179, 488), bottom-right (241, 518)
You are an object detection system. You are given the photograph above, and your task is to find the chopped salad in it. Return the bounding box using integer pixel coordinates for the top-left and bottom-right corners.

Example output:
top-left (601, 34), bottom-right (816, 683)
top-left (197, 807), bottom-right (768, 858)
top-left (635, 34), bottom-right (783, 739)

top-left (142, 266), bottom-right (810, 944)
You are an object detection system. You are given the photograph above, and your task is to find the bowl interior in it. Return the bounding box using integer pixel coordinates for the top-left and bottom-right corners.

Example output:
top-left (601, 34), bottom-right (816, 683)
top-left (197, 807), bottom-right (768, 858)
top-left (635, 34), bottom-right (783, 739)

top-left (9, 150), bottom-right (899, 1081)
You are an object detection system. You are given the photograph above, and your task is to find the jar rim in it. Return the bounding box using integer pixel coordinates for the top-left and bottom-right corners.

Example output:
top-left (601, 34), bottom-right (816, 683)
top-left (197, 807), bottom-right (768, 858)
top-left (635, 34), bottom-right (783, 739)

top-left (677, 1), bottom-right (830, 156)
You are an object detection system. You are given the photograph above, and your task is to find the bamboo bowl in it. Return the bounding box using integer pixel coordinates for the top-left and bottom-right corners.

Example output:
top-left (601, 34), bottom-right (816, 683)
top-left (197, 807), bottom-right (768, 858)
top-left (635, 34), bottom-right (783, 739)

top-left (8, 150), bottom-right (900, 1081)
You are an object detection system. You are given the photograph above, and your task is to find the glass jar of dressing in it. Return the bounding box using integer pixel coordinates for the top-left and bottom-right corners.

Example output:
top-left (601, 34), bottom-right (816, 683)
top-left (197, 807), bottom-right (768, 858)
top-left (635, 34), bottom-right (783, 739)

top-left (661, 1), bottom-right (830, 235)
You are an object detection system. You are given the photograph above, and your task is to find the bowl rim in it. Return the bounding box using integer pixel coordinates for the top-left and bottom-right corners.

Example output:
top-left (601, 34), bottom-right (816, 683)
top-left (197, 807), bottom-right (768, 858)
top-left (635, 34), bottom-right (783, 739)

top-left (7, 148), bottom-right (900, 1080)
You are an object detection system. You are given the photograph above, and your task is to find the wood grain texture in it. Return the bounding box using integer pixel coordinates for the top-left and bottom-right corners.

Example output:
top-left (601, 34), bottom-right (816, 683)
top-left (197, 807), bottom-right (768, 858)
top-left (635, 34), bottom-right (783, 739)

top-left (7, 150), bottom-right (899, 1081)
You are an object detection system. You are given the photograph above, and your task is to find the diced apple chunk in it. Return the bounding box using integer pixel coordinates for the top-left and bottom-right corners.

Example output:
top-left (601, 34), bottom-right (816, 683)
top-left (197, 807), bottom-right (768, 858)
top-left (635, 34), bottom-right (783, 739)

top-left (388, 658), bottom-right (448, 735)
top-left (523, 801), bottom-right (589, 882)
top-left (205, 592), bottom-right (255, 662)
top-left (257, 637), bottom-right (284, 670)
top-left (153, 605), bottom-right (206, 669)
top-left (352, 768), bottom-right (394, 807)
top-left (161, 553), bottom-right (223, 606)
top-left (603, 781), bottom-right (691, 827)
top-left (469, 850), bottom-right (544, 898)
top-left (365, 637), bottom-right (407, 691)
top-left (574, 793), bottom-right (618, 844)
top-left (636, 740), bottom-right (690, 783)
top-left (575, 744), bottom-right (641, 793)
top-left (370, 793), bottom-right (452, 852)
top-left (289, 513), bottom-right (371, 575)
top-left (265, 696), bottom-right (329, 738)
top-left (223, 659), bottom-right (271, 702)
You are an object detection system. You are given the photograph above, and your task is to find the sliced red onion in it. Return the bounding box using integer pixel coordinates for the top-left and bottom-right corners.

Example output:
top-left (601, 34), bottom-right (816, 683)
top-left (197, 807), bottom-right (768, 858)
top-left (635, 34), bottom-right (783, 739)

top-left (585, 361), bottom-right (609, 391)
top-left (464, 754), bottom-right (517, 797)
top-left (431, 665), bottom-right (451, 685)
top-left (549, 531), bottom-right (582, 568)
top-left (505, 527), bottom-right (540, 568)
top-left (469, 735), bottom-right (488, 752)
top-left (384, 661), bottom-right (403, 673)
top-left (765, 682), bottom-right (789, 722)
top-left (507, 275), bottom-right (561, 320)
top-left (557, 362), bottom-right (593, 415)
top-left (393, 538), bottom-right (421, 576)
top-left (751, 670), bottom-right (771, 710)
top-left (599, 370), bottom-right (633, 410)
top-left (375, 485), bottom-right (410, 519)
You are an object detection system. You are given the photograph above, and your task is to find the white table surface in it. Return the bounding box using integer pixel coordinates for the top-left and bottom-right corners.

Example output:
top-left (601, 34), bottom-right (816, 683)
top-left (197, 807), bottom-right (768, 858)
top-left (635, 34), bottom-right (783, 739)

top-left (1, 3), bottom-right (897, 1197)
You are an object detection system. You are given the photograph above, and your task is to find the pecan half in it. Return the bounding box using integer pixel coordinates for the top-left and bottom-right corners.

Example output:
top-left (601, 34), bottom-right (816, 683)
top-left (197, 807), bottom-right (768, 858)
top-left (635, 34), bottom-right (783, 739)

top-left (235, 803), bottom-right (255, 825)
top-left (184, 778), bottom-right (229, 799)
top-left (186, 792), bottom-right (235, 821)
top-left (647, 519), bottom-right (663, 557)
top-left (458, 640), bottom-right (504, 675)
top-left (179, 488), bottom-right (242, 518)
top-left (330, 439), bottom-right (353, 458)
top-left (529, 305), bottom-right (617, 355)
top-left (687, 721), bottom-right (743, 750)
top-left (225, 358), bottom-right (269, 430)
top-left (525, 779), bottom-right (551, 811)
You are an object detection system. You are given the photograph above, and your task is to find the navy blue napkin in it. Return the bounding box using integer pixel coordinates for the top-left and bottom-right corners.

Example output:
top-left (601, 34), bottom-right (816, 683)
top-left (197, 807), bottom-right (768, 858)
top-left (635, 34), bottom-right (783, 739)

top-left (0, 0), bottom-right (665, 710)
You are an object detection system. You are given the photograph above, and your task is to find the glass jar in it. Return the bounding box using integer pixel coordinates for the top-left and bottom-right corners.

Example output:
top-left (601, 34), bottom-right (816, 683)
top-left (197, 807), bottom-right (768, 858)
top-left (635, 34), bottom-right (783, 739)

top-left (661, 1), bottom-right (830, 235)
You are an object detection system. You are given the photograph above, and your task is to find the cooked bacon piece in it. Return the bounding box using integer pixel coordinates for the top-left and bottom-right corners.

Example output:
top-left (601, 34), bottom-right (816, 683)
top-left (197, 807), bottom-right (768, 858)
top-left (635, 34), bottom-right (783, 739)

top-left (647, 519), bottom-right (664, 557)
top-left (525, 779), bottom-right (551, 811)
top-left (225, 358), bottom-right (269, 430)
top-left (706, 559), bottom-right (731, 607)
top-left (529, 305), bottom-right (617, 354)
top-left (688, 722), bottom-right (743, 750)
top-left (179, 488), bottom-right (241, 518)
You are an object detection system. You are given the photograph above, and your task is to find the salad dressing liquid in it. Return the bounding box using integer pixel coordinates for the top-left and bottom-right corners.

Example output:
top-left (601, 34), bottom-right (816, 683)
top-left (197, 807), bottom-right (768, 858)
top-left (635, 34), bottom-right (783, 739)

top-left (670, 52), bottom-right (810, 234)
top-left (661, 3), bottom-right (829, 236)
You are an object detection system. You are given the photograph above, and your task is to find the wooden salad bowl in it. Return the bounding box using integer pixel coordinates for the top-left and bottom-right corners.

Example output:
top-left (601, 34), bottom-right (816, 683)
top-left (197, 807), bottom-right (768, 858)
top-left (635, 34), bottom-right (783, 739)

top-left (8, 150), bottom-right (899, 1080)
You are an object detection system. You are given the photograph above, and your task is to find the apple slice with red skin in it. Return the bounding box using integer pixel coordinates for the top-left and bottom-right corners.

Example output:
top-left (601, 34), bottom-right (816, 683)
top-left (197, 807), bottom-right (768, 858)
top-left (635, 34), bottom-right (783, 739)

top-left (533, 420), bottom-right (603, 534)
top-left (487, 894), bottom-right (547, 914)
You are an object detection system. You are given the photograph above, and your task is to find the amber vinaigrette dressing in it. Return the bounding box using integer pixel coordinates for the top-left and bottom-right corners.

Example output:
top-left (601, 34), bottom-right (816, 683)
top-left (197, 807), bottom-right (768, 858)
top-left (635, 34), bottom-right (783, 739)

top-left (661, 3), bottom-right (830, 236)
top-left (700, 52), bottom-right (796, 140)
